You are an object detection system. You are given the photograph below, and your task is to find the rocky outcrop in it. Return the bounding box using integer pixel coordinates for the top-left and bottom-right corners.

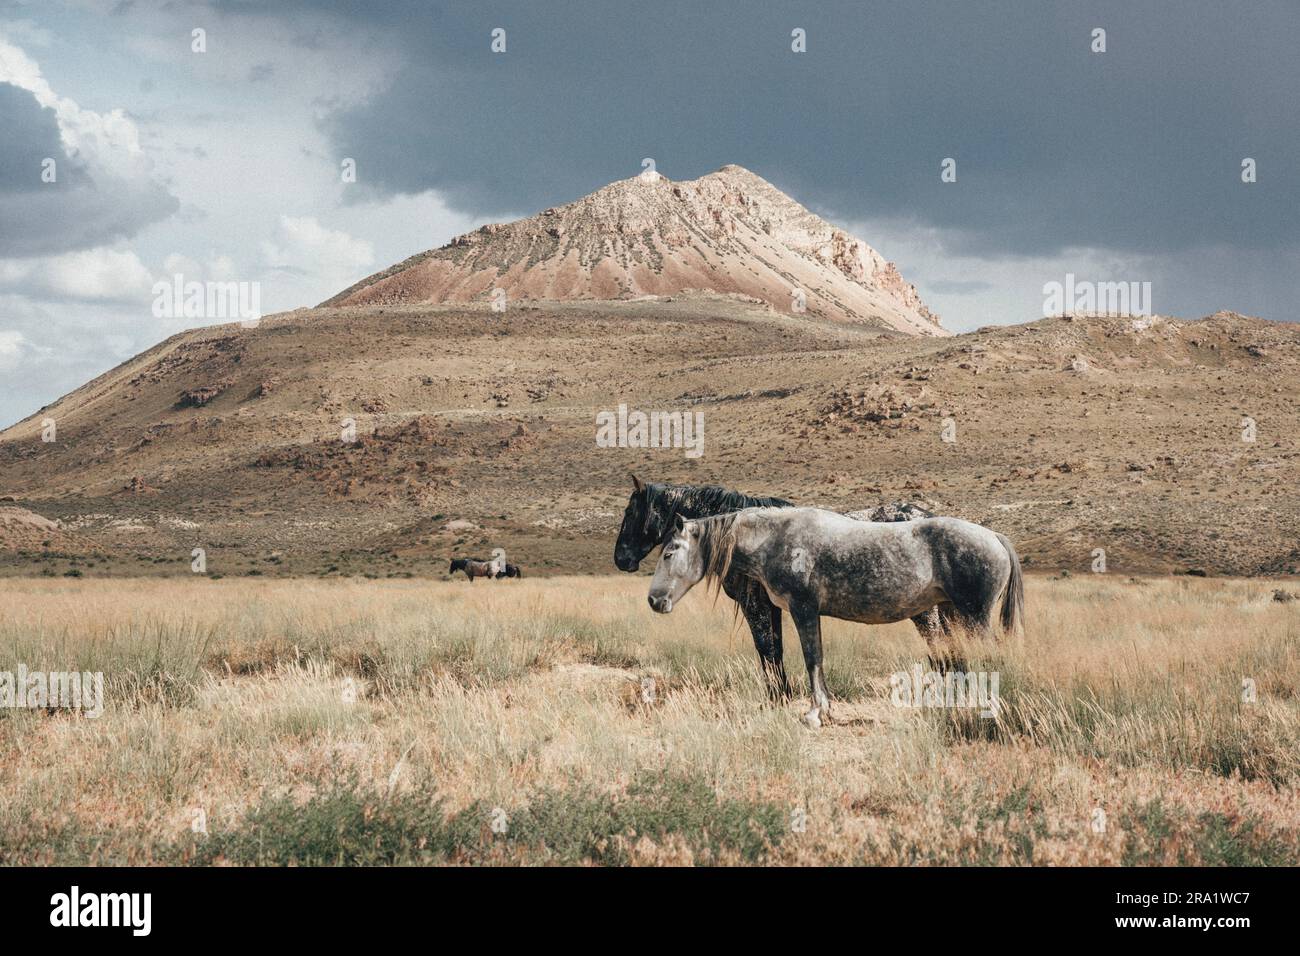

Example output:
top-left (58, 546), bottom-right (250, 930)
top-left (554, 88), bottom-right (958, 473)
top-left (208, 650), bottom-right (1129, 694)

top-left (177, 381), bottom-right (231, 408)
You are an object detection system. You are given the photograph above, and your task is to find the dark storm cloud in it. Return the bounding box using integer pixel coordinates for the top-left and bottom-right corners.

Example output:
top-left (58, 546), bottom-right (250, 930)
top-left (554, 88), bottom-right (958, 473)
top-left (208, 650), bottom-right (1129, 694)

top-left (0, 83), bottom-right (74, 189)
top-left (0, 82), bottom-right (178, 258)
top-left (301, 0), bottom-right (1299, 259)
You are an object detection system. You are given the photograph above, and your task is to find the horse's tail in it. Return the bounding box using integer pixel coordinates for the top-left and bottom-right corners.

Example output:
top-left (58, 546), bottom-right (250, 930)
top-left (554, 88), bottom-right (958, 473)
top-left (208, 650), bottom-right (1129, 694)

top-left (995, 533), bottom-right (1024, 635)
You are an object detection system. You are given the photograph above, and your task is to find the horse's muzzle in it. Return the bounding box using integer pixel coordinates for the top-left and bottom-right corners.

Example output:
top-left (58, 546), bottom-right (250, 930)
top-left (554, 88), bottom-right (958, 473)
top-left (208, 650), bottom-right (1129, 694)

top-left (615, 555), bottom-right (640, 572)
top-left (648, 594), bottom-right (672, 614)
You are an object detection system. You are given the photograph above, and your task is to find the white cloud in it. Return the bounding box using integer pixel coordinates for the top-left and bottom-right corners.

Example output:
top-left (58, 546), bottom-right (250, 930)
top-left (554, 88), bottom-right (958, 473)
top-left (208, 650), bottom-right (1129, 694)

top-left (43, 247), bottom-right (154, 300)
top-left (0, 247), bottom-right (154, 302)
top-left (262, 215), bottom-right (373, 272)
top-left (161, 252), bottom-right (202, 277)
top-left (161, 251), bottom-right (240, 282)
top-left (260, 215), bottom-right (374, 300)
top-left (0, 329), bottom-right (27, 369)
top-left (207, 254), bottom-right (238, 281)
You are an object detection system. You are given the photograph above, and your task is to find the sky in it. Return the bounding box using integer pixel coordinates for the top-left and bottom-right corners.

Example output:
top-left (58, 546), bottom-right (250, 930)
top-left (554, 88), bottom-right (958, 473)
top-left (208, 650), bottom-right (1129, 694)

top-left (0, 0), bottom-right (1296, 428)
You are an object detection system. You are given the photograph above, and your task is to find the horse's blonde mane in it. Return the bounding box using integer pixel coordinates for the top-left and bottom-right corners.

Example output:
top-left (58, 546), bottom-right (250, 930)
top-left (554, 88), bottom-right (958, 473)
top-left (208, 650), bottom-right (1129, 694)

top-left (694, 512), bottom-right (740, 598)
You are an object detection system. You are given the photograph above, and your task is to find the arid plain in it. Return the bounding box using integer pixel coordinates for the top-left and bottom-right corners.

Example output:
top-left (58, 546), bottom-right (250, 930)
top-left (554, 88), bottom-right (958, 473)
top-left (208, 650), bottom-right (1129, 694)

top-left (2, 574), bottom-right (1296, 865)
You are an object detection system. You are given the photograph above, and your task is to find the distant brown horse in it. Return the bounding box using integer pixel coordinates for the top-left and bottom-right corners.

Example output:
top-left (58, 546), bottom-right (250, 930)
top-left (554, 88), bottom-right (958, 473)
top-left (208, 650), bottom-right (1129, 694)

top-left (450, 558), bottom-right (496, 581)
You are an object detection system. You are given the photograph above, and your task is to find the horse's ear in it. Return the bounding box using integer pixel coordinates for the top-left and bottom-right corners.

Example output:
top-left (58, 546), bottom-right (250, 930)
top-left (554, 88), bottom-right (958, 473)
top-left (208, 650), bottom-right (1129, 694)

top-left (631, 473), bottom-right (644, 494)
top-left (674, 513), bottom-right (686, 532)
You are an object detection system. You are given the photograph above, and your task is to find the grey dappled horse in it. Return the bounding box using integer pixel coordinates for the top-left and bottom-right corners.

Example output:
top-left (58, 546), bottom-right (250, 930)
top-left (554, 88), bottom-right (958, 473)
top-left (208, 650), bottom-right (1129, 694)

top-left (614, 477), bottom-right (935, 700)
top-left (647, 507), bottom-right (1024, 728)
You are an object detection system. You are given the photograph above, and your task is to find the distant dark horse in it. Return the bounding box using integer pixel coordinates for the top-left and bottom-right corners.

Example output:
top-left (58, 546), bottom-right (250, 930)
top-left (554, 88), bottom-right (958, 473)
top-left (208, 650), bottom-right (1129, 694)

top-left (495, 563), bottom-right (522, 579)
top-left (450, 558), bottom-right (496, 581)
top-left (614, 476), bottom-right (955, 699)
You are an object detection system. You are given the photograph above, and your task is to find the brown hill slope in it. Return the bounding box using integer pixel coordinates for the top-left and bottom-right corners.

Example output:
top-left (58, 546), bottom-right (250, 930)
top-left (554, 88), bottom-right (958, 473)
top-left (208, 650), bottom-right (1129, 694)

top-left (323, 165), bottom-right (945, 336)
top-left (1, 300), bottom-right (1297, 579)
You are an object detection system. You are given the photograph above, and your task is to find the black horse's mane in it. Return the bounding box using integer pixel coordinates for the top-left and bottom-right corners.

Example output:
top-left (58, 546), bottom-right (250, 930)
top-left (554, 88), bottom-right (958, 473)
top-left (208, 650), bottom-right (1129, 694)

top-left (648, 483), bottom-right (792, 520)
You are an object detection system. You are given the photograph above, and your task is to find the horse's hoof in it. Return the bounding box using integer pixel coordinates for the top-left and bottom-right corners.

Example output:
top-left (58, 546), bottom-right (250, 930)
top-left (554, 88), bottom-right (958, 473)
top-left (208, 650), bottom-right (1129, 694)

top-left (803, 709), bottom-right (822, 729)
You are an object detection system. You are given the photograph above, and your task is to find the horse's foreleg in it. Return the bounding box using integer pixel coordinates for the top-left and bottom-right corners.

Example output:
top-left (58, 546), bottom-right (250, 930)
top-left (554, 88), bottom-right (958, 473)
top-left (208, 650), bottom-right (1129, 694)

top-left (726, 578), bottom-right (791, 701)
top-left (790, 604), bottom-right (829, 728)
top-left (767, 601), bottom-right (791, 699)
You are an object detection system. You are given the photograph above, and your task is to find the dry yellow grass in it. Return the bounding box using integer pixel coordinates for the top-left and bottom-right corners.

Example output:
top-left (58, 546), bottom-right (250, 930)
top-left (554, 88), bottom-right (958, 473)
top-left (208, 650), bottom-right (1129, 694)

top-left (0, 573), bottom-right (1297, 865)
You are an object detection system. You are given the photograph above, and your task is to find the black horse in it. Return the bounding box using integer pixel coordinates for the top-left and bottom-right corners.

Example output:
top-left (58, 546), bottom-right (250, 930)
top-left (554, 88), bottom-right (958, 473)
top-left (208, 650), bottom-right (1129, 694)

top-left (614, 476), bottom-right (796, 698)
top-left (495, 563), bottom-right (522, 578)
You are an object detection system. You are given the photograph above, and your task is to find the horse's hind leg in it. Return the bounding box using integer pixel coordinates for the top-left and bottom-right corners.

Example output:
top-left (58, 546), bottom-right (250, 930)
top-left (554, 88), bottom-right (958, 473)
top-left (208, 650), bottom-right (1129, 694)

top-left (915, 606), bottom-right (967, 671)
top-left (946, 591), bottom-right (999, 641)
top-left (912, 605), bottom-right (954, 670)
top-left (790, 603), bottom-right (830, 728)
top-left (939, 548), bottom-right (1010, 643)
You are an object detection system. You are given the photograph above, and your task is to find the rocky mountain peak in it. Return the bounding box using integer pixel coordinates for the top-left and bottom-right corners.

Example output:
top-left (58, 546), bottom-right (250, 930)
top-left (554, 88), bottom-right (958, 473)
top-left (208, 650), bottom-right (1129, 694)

top-left (324, 165), bottom-right (945, 336)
